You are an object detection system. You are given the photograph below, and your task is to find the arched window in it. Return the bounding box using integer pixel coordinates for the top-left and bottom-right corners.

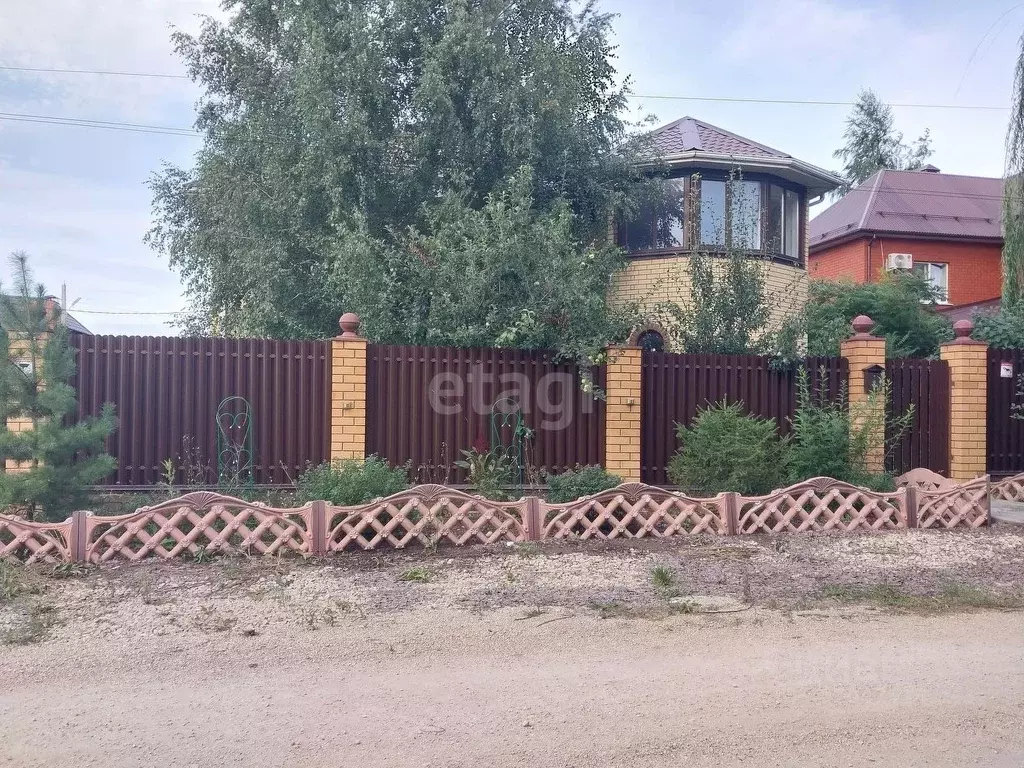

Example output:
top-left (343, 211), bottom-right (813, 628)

top-left (636, 329), bottom-right (665, 353)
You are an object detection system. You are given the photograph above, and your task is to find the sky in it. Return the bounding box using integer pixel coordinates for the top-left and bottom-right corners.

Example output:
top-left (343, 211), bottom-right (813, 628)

top-left (0, 0), bottom-right (1020, 335)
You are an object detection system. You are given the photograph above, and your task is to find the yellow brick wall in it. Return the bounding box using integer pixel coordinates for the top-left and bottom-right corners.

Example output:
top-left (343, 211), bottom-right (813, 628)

top-left (608, 256), bottom-right (808, 346)
top-left (604, 346), bottom-right (642, 482)
top-left (940, 342), bottom-right (988, 481)
top-left (839, 336), bottom-right (887, 473)
top-left (5, 336), bottom-right (42, 474)
top-left (330, 338), bottom-right (368, 461)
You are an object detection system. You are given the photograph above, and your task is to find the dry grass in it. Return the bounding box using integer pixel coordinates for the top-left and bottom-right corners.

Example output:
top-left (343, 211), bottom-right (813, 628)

top-left (821, 582), bottom-right (1024, 614)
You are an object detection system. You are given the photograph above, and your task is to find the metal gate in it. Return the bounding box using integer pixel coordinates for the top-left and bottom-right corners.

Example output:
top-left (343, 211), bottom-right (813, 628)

top-left (885, 358), bottom-right (949, 476)
top-left (988, 348), bottom-right (1024, 474)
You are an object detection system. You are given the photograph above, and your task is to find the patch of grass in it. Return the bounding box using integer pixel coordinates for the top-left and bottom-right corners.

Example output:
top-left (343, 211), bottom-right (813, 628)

top-left (0, 560), bottom-right (44, 601)
top-left (515, 542), bottom-right (540, 559)
top-left (821, 582), bottom-right (1024, 614)
top-left (49, 562), bottom-right (89, 580)
top-left (2, 602), bottom-right (59, 645)
top-left (668, 598), bottom-right (699, 615)
top-left (651, 565), bottom-right (676, 592)
top-left (398, 566), bottom-right (433, 583)
top-left (590, 600), bottom-right (629, 619)
top-left (516, 607), bottom-right (546, 620)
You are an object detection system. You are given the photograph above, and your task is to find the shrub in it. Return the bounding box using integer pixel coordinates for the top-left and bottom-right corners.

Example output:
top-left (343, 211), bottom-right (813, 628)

top-left (295, 456), bottom-right (408, 505)
top-left (787, 368), bottom-right (909, 491)
top-left (545, 465), bottom-right (622, 502)
top-left (455, 447), bottom-right (512, 500)
top-left (667, 400), bottom-right (788, 495)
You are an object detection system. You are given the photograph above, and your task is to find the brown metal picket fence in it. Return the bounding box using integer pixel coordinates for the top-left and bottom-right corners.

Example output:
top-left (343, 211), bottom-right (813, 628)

top-left (0, 473), bottom-right (993, 565)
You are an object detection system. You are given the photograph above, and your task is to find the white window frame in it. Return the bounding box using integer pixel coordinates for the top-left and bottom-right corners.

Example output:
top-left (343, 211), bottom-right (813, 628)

top-left (913, 261), bottom-right (949, 304)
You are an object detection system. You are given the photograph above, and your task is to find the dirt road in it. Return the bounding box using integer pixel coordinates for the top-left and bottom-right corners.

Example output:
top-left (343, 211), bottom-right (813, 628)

top-left (2, 531), bottom-right (1023, 767)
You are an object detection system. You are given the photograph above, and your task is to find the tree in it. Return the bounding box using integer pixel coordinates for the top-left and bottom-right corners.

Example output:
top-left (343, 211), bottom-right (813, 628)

top-left (0, 253), bottom-right (117, 521)
top-left (833, 89), bottom-right (933, 195)
top-left (1004, 33), bottom-right (1024, 309)
top-left (147, 0), bottom-right (646, 361)
top-left (804, 272), bottom-right (952, 358)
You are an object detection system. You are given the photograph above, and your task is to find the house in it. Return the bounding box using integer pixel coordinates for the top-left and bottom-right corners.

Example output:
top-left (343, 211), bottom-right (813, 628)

top-left (610, 117), bottom-right (843, 349)
top-left (808, 168), bottom-right (1003, 308)
top-left (0, 296), bottom-right (92, 336)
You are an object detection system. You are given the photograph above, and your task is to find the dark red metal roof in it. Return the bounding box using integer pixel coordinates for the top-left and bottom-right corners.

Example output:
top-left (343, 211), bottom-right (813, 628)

top-left (810, 169), bottom-right (1003, 248)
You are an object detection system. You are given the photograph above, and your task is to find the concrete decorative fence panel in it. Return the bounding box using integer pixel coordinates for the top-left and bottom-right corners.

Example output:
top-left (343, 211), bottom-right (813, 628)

top-left (542, 483), bottom-right (726, 540)
top-left (83, 492), bottom-right (316, 562)
top-left (0, 516), bottom-right (73, 564)
top-left (0, 473), bottom-right (1000, 564)
top-left (736, 478), bottom-right (907, 534)
top-left (325, 485), bottom-right (528, 552)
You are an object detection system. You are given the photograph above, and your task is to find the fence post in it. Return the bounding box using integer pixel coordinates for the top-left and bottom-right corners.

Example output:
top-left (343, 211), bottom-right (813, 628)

top-left (722, 492), bottom-right (739, 536)
top-left (604, 345), bottom-right (642, 482)
top-left (310, 500), bottom-right (328, 557)
top-left (69, 510), bottom-right (87, 563)
top-left (939, 320), bottom-right (989, 482)
top-left (904, 485), bottom-right (918, 530)
top-left (522, 497), bottom-right (543, 542)
top-left (330, 313), bottom-right (368, 461)
top-left (839, 315), bottom-right (887, 474)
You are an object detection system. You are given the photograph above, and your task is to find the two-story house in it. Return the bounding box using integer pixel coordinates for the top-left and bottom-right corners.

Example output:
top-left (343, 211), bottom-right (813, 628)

top-left (611, 117), bottom-right (842, 349)
top-left (808, 167), bottom-right (1003, 310)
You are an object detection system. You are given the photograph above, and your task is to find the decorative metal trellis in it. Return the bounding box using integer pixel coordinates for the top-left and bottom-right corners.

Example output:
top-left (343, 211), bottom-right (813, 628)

top-left (216, 396), bottom-right (254, 489)
top-left (489, 396), bottom-right (533, 487)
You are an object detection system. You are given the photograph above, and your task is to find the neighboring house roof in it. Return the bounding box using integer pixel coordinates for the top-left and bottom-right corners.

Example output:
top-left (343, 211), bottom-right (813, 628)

top-left (936, 297), bottom-right (1002, 324)
top-left (640, 117), bottom-right (843, 197)
top-left (809, 169), bottom-right (1003, 250)
top-left (0, 296), bottom-right (92, 335)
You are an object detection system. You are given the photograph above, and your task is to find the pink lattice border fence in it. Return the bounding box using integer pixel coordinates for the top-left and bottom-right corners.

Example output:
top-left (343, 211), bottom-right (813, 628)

top-left (84, 492), bottom-right (316, 563)
top-left (0, 473), bottom-right (999, 564)
top-left (0, 515), bottom-right (74, 564)
top-left (736, 477), bottom-right (908, 534)
top-left (543, 483), bottom-right (727, 540)
top-left (325, 485), bottom-right (528, 552)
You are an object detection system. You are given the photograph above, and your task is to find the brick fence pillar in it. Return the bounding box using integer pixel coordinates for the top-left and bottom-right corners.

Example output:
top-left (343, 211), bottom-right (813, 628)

top-left (604, 345), bottom-right (642, 482)
top-left (940, 319), bottom-right (988, 482)
top-left (330, 313), bottom-right (368, 461)
top-left (840, 315), bottom-right (887, 474)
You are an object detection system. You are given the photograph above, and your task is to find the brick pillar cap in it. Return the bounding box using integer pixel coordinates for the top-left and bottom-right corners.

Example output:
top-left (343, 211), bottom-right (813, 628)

top-left (338, 312), bottom-right (362, 338)
top-left (849, 315), bottom-right (881, 341)
top-left (949, 318), bottom-right (985, 345)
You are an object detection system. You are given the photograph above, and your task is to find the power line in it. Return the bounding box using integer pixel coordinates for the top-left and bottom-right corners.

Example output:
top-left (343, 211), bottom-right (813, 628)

top-left (629, 94), bottom-right (1008, 111)
top-left (0, 111), bottom-right (198, 137)
top-left (0, 64), bottom-right (1010, 112)
top-left (72, 309), bottom-right (183, 315)
top-left (0, 64), bottom-right (189, 79)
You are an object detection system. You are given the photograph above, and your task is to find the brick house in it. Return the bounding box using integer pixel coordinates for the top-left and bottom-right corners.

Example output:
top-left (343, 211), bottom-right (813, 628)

top-left (611, 117), bottom-right (842, 350)
top-left (808, 168), bottom-right (1003, 308)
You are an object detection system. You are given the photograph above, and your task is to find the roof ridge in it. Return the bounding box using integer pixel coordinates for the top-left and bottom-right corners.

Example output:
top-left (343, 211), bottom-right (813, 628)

top-left (857, 171), bottom-right (885, 230)
top-left (689, 117), bottom-right (790, 158)
top-left (877, 168), bottom-right (1002, 182)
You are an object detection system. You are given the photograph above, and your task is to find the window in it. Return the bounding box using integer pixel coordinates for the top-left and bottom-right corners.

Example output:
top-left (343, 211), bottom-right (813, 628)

top-left (730, 180), bottom-right (761, 249)
top-left (622, 178), bottom-right (686, 252)
top-left (913, 262), bottom-right (949, 303)
top-left (636, 329), bottom-right (665, 353)
top-left (766, 184), bottom-right (801, 259)
top-left (699, 179), bottom-right (726, 245)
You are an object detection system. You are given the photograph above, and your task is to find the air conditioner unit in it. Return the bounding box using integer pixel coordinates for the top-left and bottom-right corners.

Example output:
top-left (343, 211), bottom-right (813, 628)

top-left (885, 253), bottom-right (913, 271)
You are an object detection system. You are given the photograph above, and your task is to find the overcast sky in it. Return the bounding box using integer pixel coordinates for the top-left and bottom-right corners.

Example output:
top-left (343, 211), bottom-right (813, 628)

top-left (0, 0), bottom-right (1019, 335)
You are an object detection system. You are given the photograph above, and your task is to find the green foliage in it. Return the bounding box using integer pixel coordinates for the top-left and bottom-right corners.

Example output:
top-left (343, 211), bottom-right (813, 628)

top-left (295, 456), bottom-right (408, 506)
top-left (833, 89), bottom-right (933, 195)
top-left (0, 253), bottom-right (117, 521)
top-left (667, 401), bottom-right (788, 495)
top-left (1005, 35), bottom-right (1024, 308)
top-left (804, 274), bottom-right (952, 358)
top-left (545, 465), bottom-right (622, 503)
top-left (654, 173), bottom-right (801, 356)
top-left (455, 447), bottom-right (512, 500)
top-left (147, 0), bottom-right (646, 363)
top-left (973, 309), bottom-right (1024, 348)
top-left (787, 368), bottom-right (910, 491)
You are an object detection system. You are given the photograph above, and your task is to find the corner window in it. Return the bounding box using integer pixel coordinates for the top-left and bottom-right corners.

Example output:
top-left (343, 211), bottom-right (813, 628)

top-left (621, 178), bottom-right (686, 252)
top-left (699, 179), bottom-right (726, 246)
top-left (766, 184), bottom-right (801, 259)
top-left (913, 262), bottom-right (949, 303)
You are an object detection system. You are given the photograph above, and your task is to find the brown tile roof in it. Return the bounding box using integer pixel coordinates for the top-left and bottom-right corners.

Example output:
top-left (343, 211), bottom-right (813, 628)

top-left (809, 169), bottom-right (1003, 249)
top-left (647, 117), bottom-right (790, 159)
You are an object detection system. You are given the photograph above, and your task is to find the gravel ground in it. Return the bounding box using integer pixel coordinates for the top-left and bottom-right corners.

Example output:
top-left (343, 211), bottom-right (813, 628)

top-left (2, 529), bottom-right (1023, 767)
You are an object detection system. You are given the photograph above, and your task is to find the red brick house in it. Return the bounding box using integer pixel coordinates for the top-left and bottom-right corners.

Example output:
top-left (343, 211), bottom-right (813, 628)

top-left (808, 167), bottom-right (1002, 307)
